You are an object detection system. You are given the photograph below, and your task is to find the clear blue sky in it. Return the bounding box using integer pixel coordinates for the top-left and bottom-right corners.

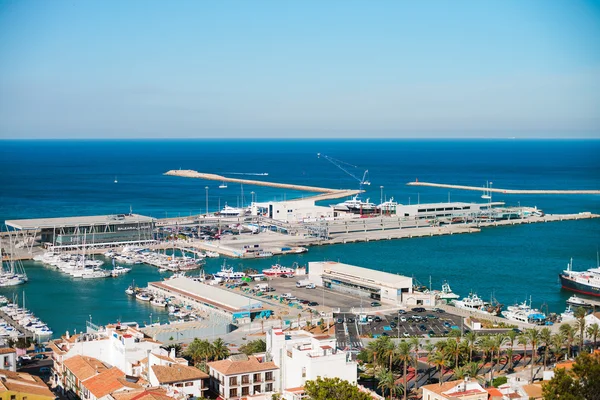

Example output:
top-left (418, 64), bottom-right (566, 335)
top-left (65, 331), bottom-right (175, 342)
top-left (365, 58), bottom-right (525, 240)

top-left (1, 0), bottom-right (599, 138)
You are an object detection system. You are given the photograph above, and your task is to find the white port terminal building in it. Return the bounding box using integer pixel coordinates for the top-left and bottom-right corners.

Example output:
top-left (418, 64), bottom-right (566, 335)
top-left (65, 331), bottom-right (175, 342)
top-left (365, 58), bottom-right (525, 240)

top-left (307, 261), bottom-right (435, 306)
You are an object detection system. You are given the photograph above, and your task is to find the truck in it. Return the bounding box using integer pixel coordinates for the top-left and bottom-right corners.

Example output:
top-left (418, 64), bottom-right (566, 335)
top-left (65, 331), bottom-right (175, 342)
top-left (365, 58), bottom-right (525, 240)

top-left (254, 283), bottom-right (269, 292)
top-left (296, 279), bottom-right (311, 288)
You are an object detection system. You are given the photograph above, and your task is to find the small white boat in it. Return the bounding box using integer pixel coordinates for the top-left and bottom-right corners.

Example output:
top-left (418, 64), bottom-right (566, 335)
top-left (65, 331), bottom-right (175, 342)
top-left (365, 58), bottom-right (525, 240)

top-left (205, 251), bottom-right (220, 258)
top-left (125, 284), bottom-right (135, 296)
top-left (135, 292), bottom-right (152, 302)
top-left (151, 297), bottom-right (167, 307)
top-left (566, 295), bottom-right (593, 308)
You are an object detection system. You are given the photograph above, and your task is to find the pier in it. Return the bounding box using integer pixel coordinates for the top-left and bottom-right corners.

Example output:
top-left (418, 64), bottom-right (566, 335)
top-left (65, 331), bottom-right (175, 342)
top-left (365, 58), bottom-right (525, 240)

top-left (164, 169), bottom-right (361, 200)
top-left (0, 308), bottom-right (33, 340)
top-left (407, 181), bottom-right (600, 195)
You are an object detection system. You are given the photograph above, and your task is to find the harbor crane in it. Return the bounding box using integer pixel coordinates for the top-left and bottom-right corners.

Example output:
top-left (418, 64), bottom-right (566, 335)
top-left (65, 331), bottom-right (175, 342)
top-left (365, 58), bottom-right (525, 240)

top-left (317, 153), bottom-right (371, 192)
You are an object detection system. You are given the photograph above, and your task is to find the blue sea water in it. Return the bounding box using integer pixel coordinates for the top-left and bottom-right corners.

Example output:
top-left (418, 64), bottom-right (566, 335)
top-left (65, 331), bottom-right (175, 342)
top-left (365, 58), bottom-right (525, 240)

top-left (0, 139), bottom-right (599, 335)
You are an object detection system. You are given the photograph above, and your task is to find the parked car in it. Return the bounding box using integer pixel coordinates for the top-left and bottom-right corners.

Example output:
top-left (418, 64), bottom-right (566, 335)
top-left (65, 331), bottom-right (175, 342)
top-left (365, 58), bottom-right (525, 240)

top-left (403, 332), bottom-right (410, 337)
top-left (400, 316), bottom-right (407, 322)
top-left (39, 367), bottom-right (51, 375)
top-left (370, 301), bottom-right (381, 307)
top-left (374, 316), bottom-right (382, 322)
top-left (336, 318), bottom-right (344, 324)
top-left (20, 355), bottom-right (32, 361)
top-left (398, 309), bottom-right (407, 314)
top-left (390, 321), bottom-right (397, 328)
top-left (34, 354), bottom-right (47, 360)
top-left (308, 301), bottom-right (319, 307)
top-left (411, 307), bottom-right (426, 312)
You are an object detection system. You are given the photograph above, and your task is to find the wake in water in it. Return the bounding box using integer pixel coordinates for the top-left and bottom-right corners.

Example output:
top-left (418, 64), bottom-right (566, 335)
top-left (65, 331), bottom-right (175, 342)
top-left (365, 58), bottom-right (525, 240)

top-left (227, 172), bottom-right (269, 176)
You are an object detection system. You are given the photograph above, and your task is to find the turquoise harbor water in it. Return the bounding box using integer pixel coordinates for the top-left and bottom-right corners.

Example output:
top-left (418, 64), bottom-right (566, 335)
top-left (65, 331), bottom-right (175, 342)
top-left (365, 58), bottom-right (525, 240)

top-left (0, 139), bottom-right (599, 336)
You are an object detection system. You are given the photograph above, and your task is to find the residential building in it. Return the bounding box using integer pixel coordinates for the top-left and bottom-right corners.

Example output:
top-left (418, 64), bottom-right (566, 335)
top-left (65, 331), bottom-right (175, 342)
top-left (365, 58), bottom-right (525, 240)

top-left (49, 323), bottom-right (163, 379)
top-left (267, 328), bottom-right (357, 392)
top-left (207, 355), bottom-right (279, 399)
top-left (110, 387), bottom-right (172, 400)
top-left (0, 370), bottom-right (54, 400)
top-left (60, 355), bottom-right (143, 400)
top-left (0, 348), bottom-right (17, 372)
top-left (146, 352), bottom-right (209, 398)
top-left (421, 378), bottom-right (488, 400)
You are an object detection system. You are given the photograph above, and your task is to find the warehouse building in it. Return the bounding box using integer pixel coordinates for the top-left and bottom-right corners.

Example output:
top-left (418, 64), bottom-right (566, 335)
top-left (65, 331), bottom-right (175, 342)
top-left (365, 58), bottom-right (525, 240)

top-left (307, 261), bottom-right (434, 306)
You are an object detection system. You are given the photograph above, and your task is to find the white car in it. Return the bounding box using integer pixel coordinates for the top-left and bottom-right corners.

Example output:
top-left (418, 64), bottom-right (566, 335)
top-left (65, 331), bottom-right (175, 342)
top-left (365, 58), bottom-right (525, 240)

top-left (20, 355), bottom-right (32, 361)
top-left (403, 332), bottom-right (410, 337)
top-left (400, 317), bottom-right (407, 322)
top-left (306, 283), bottom-right (316, 289)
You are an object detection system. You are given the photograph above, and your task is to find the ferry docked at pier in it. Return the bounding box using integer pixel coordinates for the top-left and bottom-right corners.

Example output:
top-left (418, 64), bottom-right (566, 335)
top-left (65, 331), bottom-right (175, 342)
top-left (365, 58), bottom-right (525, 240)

top-left (559, 257), bottom-right (600, 297)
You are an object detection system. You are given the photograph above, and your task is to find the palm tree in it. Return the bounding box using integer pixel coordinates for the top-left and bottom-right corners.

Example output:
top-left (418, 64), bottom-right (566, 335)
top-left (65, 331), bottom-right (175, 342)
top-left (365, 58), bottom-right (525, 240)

top-left (586, 323), bottom-right (599, 350)
top-left (477, 336), bottom-right (493, 364)
top-left (441, 338), bottom-right (462, 370)
top-left (297, 313), bottom-right (302, 330)
top-left (447, 330), bottom-right (462, 369)
top-left (424, 342), bottom-right (436, 383)
top-left (525, 328), bottom-right (541, 383)
top-left (489, 334), bottom-right (506, 383)
top-left (396, 341), bottom-right (413, 400)
top-left (559, 324), bottom-right (575, 359)
top-left (376, 367), bottom-right (395, 400)
top-left (551, 333), bottom-right (565, 362)
top-left (211, 338), bottom-right (230, 361)
top-left (465, 331), bottom-right (478, 363)
top-left (453, 366), bottom-right (469, 379)
top-left (574, 306), bottom-right (587, 354)
top-left (505, 330), bottom-right (518, 371)
top-left (466, 361), bottom-right (482, 384)
top-left (185, 338), bottom-right (208, 365)
top-left (518, 334), bottom-right (529, 368)
top-left (540, 327), bottom-right (552, 370)
top-left (429, 350), bottom-right (449, 386)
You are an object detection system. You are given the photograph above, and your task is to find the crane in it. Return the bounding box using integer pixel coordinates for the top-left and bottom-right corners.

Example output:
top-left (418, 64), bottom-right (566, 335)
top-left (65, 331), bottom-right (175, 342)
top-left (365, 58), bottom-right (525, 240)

top-left (317, 153), bottom-right (371, 191)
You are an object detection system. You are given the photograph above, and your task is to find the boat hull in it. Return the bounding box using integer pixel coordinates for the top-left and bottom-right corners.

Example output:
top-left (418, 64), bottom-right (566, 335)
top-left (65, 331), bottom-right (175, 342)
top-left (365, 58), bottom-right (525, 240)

top-left (559, 274), bottom-right (600, 297)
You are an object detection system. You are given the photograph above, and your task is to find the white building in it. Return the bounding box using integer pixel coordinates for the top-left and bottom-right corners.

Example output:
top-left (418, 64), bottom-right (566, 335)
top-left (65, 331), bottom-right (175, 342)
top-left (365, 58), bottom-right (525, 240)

top-left (267, 327), bottom-right (357, 394)
top-left (0, 348), bottom-right (17, 372)
top-left (252, 200), bottom-right (334, 223)
top-left (207, 354), bottom-right (279, 399)
top-left (146, 352), bottom-right (209, 398)
top-left (421, 378), bottom-right (488, 400)
top-left (308, 261), bottom-right (435, 306)
top-left (49, 323), bottom-right (163, 379)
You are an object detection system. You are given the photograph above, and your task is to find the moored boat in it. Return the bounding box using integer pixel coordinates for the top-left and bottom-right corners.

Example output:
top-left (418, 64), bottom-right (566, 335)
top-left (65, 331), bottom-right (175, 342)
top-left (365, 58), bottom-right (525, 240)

top-left (262, 263), bottom-right (295, 277)
top-left (559, 256), bottom-right (600, 297)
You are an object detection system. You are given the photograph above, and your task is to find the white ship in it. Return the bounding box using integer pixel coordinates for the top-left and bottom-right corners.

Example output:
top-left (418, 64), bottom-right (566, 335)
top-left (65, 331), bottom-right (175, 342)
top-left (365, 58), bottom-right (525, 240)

top-left (262, 263), bottom-right (295, 277)
top-left (214, 262), bottom-right (245, 280)
top-left (436, 281), bottom-right (460, 302)
top-left (333, 195), bottom-right (377, 214)
top-left (452, 292), bottom-right (502, 316)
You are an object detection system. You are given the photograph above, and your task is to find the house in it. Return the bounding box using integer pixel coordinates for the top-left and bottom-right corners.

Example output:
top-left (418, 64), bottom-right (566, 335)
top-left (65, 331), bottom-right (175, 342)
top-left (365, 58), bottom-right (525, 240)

top-left (421, 378), bottom-right (488, 400)
top-left (110, 387), bottom-right (172, 400)
top-left (584, 311), bottom-right (600, 326)
top-left (49, 323), bottom-right (162, 380)
top-left (0, 348), bottom-right (17, 372)
top-left (266, 328), bottom-right (357, 392)
top-left (521, 384), bottom-right (544, 400)
top-left (60, 355), bottom-right (143, 400)
top-left (0, 370), bottom-right (55, 400)
top-left (207, 354), bottom-right (279, 399)
top-left (146, 352), bottom-right (209, 399)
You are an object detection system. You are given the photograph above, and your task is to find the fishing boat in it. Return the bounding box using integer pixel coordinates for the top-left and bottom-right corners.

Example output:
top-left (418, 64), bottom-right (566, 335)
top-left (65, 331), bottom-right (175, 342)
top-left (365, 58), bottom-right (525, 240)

top-left (135, 291), bottom-right (152, 302)
top-left (150, 297), bottom-right (167, 307)
top-left (262, 263), bottom-right (295, 277)
top-left (560, 305), bottom-right (576, 322)
top-left (436, 281), bottom-right (460, 303)
top-left (214, 262), bottom-right (245, 280)
top-left (559, 256), bottom-right (600, 297)
top-left (125, 280), bottom-right (136, 296)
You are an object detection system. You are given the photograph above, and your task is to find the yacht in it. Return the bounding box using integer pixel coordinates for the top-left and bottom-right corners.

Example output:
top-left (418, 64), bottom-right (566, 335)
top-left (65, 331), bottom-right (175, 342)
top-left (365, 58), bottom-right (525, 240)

top-left (501, 298), bottom-right (547, 325)
top-left (561, 305), bottom-right (576, 322)
top-left (135, 291), bottom-right (152, 302)
top-left (566, 295), bottom-right (593, 308)
top-left (436, 281), bottom-right (460, 303)
top-left (333, 195), bottom-right (377, 215)
top-left (219, 204), bottom-right (243, 217)
top-left (377, 197), bottom-right (398, 214)
top-left (452, 292), bottom-right (502, 316)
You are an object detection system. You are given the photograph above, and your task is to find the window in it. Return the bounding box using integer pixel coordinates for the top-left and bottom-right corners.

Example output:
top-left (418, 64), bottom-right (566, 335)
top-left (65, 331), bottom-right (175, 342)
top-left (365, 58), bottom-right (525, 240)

top-left (242, 387), bottom-right (249, 396)
top-left (302, 367), bottom-right (306, 378)
top-left (185, 382), bottom-right (193, 387)
top-left (229, 376), bottom-right (238, 386)
top-left (174, 383), bottom-right (183, 388)
top-left (242, 374), bottom-right (250, 384)
top-left (253, 373), bottom-right (261, 382)
top-left (229, 388), bottom-right (237, 397)
top-left (265, 371), bottom-right (273, 381)
top-left (10, 396), bottom-right (16, 400)
top-left (266, 383), bottom-right (273, 392)
top-left (254, 385), bottom-right (261, 393)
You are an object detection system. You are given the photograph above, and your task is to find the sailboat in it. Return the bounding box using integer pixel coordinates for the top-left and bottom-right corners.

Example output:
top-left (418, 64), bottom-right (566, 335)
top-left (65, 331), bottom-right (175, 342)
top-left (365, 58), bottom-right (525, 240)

top-left (481, 180), bottom-right (492, 199)
top-left (219, 181), bottom-right (227, 189)
top-left (114, 176), bottom-right (118, 184)
top-left (0, 232), bottom-right (27, 287)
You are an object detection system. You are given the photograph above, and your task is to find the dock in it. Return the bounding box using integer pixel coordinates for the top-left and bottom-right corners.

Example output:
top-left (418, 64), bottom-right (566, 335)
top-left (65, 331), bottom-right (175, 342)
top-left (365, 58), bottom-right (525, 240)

top-left (407, 181), bottom-right (600, 195)
top-left (164, 170), bottom-right (361, 201)
top-left (0, 308), bottom-right (33, 340)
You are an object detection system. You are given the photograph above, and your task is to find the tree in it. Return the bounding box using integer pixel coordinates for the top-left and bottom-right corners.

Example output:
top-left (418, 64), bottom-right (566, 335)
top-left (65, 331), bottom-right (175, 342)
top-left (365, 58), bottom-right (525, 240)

top-left (560, 324), bottom-right (576, 359)
top-left (517, 334), bottom-right (529, 368)
top-left (540, 327), bottom-right (552, 370)
top-left (185, 338), bottom-right (211, 364)
top-left (429, 351), bottom-right (449, 386)
top-left (164, 343), bottom-right (182, 357)
top-left (376, 367), bottom-right (395, 400)
top-left (586, 323), bottom-right (599, 350)
top-left (366, 336), bottom-right (395, 370)
top-left (465, 331), bottom-right (478, 363)
top-left (543, 352), bottom-right (600, 400)
top-left (525, 328), bottom-right (541, 384)
top-left (505, 330), bottom-right (518, 371)
top-left (489, 334), bottom-right (506, 384)
top-left (574, 307), bottom-right (587, 354)
top-left (304, 377), bottom-right (372, 400)
top-left (211, 338), bottom-right (230, 361)
top-left (477, 336), bottom-right (493, 364)
top-left (396, 341), bottom-right (413, 400)
top-left (551, 333), bottom-right (565, 363)
top-left (239, 339), bottom-right (266, 355)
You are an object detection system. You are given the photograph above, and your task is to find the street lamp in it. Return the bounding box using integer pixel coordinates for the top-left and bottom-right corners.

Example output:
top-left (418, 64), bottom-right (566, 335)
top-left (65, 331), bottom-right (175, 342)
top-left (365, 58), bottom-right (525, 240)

top-left (380, 186), bottom-right (384, 215)
top-left (205, 186), bottom-right (209, 216)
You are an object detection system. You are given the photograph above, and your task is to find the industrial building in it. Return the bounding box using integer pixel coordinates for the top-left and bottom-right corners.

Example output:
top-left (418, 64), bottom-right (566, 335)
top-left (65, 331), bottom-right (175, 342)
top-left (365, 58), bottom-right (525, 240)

top-left (394, 201), bottom-right (504, 220)
top-left (252, 199), bottom-right (334, 223)
top-left (147, 277), bottom-right (269, 322)
top-left (5, 213), bottom-right (155, 250)
top-left (307, 261), bottom-right (435, 306)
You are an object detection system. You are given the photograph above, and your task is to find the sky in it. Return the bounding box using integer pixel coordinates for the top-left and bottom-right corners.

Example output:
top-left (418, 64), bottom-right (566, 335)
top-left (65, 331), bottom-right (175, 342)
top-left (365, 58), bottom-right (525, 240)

top-left (0, 0), bottom-right (599, 139)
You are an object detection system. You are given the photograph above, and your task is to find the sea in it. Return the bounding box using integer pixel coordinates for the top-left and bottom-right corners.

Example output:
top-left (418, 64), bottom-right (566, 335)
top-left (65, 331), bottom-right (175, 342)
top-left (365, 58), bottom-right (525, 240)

top-left (0, 139), bottom-right (599, 337)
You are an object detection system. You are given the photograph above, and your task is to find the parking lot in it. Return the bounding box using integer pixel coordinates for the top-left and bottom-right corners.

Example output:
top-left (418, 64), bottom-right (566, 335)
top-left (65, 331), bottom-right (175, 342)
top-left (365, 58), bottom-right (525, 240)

top-left (335, 308), bottom-right (466, 339)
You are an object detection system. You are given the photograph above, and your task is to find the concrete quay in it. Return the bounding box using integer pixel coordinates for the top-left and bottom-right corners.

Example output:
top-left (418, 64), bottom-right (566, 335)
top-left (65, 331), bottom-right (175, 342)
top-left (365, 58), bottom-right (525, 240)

top-left (407, 180), bottom-right (600, 195)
